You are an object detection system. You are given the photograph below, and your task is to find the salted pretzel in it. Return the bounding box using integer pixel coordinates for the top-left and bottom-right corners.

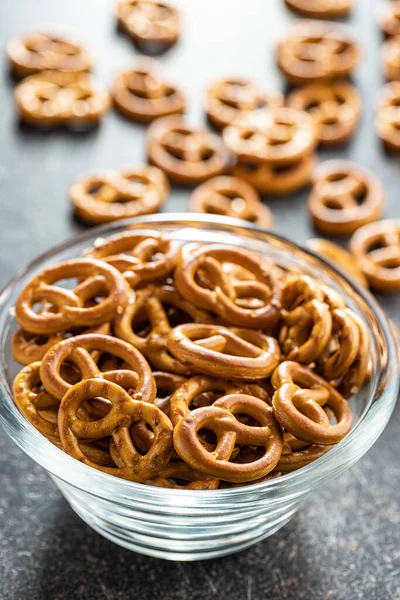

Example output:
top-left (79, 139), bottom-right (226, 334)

top-left (146, 461), bottom-right (221, 490)
top-left (6, 32), bottom-right (93, 78)
top-left (223, 108), bottom-right (317, 165)
top-left (14, 71), bottom-right (110, 127)
top-left (15, 259), bottom-right (128, 335)
top-left (174, 244), bottom-right (281, 328)
top-left (306, 239), bottom-right (368, 287)
top-left (69, 166), bottom-right (169, 225)
top-left (308, 160), bottom-right (385, 236)
top-left (117, 0), bottom-right (180, 51)
top-left (173, 393), bottom-right (283, 482)
top-left (277, 20), bottom-right (360, 85)
top-left (284, 0), bottom-right (352, 18)
top-left (205, 78), bottom-right (283, 130)
top-left (287, 81), bottom-right (361, 146)
top-left (376, 82), bottom-right (400, 151)
top-left (58, 378), bottom-right (173, 481)
top-left (167, 324), bottom-right (280, 380)
top-left (114, 285), bottom-right (211, 374)
top-left (350, 220), bottom-right (400, 291)
top-left (382, 37), bottom-right (400, 81)
top-left (189, 176), bottom-right (273, 228)
top-left (88, 230), bottom-right (181, 287)
top-left (272, 362), bottom-right (353, 445)
top-left (112, 61), bottom-right (185, 122)
top-left (379, 1), bottom-right (400, 38)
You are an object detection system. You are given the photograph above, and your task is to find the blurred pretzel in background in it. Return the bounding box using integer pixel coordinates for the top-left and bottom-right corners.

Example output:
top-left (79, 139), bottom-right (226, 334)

top-left (284, 0), bottom-right (353, 18)
top-left (376, 81), bottom-right (400, 151)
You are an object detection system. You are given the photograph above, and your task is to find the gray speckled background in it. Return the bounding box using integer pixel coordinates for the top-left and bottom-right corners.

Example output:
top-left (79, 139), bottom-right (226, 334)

top-left (0, 1), bottom-right (399, 598)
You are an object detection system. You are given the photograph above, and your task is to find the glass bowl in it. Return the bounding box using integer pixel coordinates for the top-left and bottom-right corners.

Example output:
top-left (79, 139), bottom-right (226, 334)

top-left (0, 214), bottom-right (398, 561)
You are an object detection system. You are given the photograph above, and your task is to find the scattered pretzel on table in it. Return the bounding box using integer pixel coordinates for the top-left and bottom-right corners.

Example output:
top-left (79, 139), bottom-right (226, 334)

top-left (284, 0), bottom-right (353, 18)
top-left (379, 1), bottom-right (400, 38)
top-left (382, 37), bottom-right (400, 81)
top-left (376, 81), bottom-right (400, 151)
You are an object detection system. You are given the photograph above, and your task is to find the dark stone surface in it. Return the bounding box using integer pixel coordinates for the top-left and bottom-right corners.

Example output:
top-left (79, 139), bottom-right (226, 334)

top-left (0, 1), bottom-right (399, 599)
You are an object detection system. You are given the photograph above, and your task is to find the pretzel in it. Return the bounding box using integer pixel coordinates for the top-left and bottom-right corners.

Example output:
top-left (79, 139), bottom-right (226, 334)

top-left (189, 176), bottom-right (273, 228)
top-left (379, 1), bottom-right (400, 38)
top-left (114, 285), bottom-right (211, 374)
top-left (147, 115), bottom-right (231, 184)
top-left (223, 108), bottom-right (317, 165)
top-left (173, 393), bottom-right (283, 482)
top-left (58, 378), bottom-right (173, 481)
top-left (306, 238), bottom-right (368, 287)
top-left (277, 21), bottom-right (360, 85)
top-left (88, 231), bottom-right (181, 287)
top-left (376, 82), bottom-right (400, 151)
top-left (112, 61), bottom-right (185, 122)
top-left (167, 324), bottom-right (280, 379)
top-left (174, 244), bottom-right (281, 328)
top-left (349, 220), bottom-right (400, 291)
top-left (117, 0), bottom-right (180, 51)
top-left (6, 32), bottom-right (93, 78)
top-left (308, 160), bottom-right (385, 236)
top-left (15, 259), bottom-right (128, 335)
top-left (69, 166), bottom-right (169, 225)
top-left (272, 361), bottom-right (352, 444)
top-left (339, 311), bottom-right (370, 398)
top-left (382, 37), bottom-right (400, 81)
top-left (14, 71), bottom-right (110, 127)
top-left (145, 461), bottom-right (221, 489)
top-left (287, 81), bottom-right (361, 146)
top-left (284, 0), bottom-right (352, 18)
top-left (317, 308), bottom-right (360, 381)
top-left (205, 78), bottom-right (283, 130)
top-left (276, 434), bottom-right (333, 472)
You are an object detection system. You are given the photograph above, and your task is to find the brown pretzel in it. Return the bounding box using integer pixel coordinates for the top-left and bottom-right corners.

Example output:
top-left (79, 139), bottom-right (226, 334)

top-left (306, 238), bottom-right (368, 287)
top-left (147, 115), bottom-right (231, 184)
top-left (112, 61), bottom-right (185, 122)
top-left (275, 432), bottom-right (333, 472)
top-left (117, 0), bottom-right (180, 51)
top-left (58, 378), bottom-right (173, 481)
top-left (145, 461), bottom-right (221, 490)
top-left (174, 244), bottom-right (281, 328)
top-left (223, 108), bottom-right (317, 165)
top-left (69, 166), bottom-right (169, 225)
top-left (6, 32), bottom-right (93, 78)
top-left (173, 393), bottom-right (283, 483)
top-left (205, 78), bottom-right (283, 130)
top-left (272, 361), bottom-right (352, 444)
top-left (382, 37), bottom-right (400, 82)
top-left (316, 308), bottom-right (360, 381)
top-left (308, 160), bottom-right (385, 236)
top-left (14, 71), bottom-right (110, 127)
top-left (114, 285), bottom-right (212, 374)
top-left (277, 20), bottom-right (360, 85)
top-left (376, 82), bottom-right (400, 151)
top-left (284, 0), bottom-right (352, 18)
top-left (189, 176), bottom-right (273, 228)
top-left (87, 231), bottom-right (181, 287)
top-left (349, 220), bottom-right (400, 291)
top-left (15, 259), bottom-right (128, 334)
top-left (167, 324), bottom-right (280, 380)
top-left (287, 81), bottom-right (361, 146)
top-left (339, 311), bottom-right (370, 398)
top-left (379, 1), bottom-right (400, 38)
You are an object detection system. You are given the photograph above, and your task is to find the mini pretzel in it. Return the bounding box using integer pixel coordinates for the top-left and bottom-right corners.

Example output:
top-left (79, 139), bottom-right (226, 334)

top-left (112, 61), bottom-right (185, 122)
top-left (306, 238), bottom-right (368, 287)
top-left (88, 231), bottom-right (181, 287)
top-left (287, 81), bottom-right (361, 146)
top-left (272, 361), bottom-right (352, 444)
top-left (14, 71), bottom-right (110, 127)
top-left (308, 160), bottom-right (385, 236)
top-left (117, 0), bottom-right (180, 51)
top-left (189, 176), bottom-right (273, 228)
top-left (379, 1), bottom-right (400, 38)
top-left (167, 324), bottom-right (280, 380)
top-left (284, 0), bottom-right (352, 18)
top-left (276, 433), bottom-right (333, 472)
top-left (317, 308), bottom-right (360, 381)
top-left (58, 378), bottom-right (173, 481)
top-left (339, 311), bottom-right (370, 398)
top-left (145, 461), bottom-right (221, 490)
top-left (382, 37), bottom-right (400, 81)
top-left (349, 219), bottom-right (400, 291)
top-left (153, 371), bottom-right (187, 414)
top-left (376, 82), bottom-right (400, 150)
top-left (147, 115), bottom-right (231, 184)
top-left (174, 244), bottom-right (281, 328)
top-left (173, 393), bottom-right (283, 483)
top-left (69, 166), bottom-right (169, 225)
top-left (223, 108), bottom-right (317, 165)
top-left (205, 78), bottom-right (283, 130)
top-left (6, 32), bottom-right (93, 78)
top-left (15, 259), bottom-right (128, 334)
top-left (277, 20), bottom-right (360, 85)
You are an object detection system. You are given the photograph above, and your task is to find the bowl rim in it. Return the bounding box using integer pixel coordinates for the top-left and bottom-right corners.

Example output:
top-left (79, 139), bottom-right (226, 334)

top-left (0, 213), bottom-right (398, 502)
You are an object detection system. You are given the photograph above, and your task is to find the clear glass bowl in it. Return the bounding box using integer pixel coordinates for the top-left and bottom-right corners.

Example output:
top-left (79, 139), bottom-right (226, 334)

top-left (0, 214), bottom-right (398, 561)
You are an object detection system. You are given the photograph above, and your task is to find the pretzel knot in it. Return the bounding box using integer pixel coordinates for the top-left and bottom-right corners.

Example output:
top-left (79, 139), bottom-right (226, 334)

top-left (58, 378), bottom-right (173, 481)
top-left (272, 362), bottom-right (352, 444)
top-left (174, 244), bottom-right (281, 328)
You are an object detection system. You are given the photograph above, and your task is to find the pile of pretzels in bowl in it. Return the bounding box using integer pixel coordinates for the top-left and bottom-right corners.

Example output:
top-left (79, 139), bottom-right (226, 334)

top-left (11, 227), bottom-right (369, 489)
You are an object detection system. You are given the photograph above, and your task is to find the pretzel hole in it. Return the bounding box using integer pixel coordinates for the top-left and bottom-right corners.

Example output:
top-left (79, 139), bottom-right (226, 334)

top-left (241, 130), bottom-right (256, 140)
top-left (240, 161), bottom-right (258, 172)
top-left (324, 199), bottom-right (344, 210)
top-left (164, 305), bottom-right (193, 327)
top-left (271, 162), bottom-right (298, 175)
top-left (353, 186), bottom-right (367, 205)
top-left (305, 100), bottom-right (321, 111)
